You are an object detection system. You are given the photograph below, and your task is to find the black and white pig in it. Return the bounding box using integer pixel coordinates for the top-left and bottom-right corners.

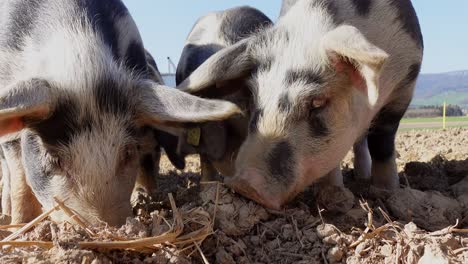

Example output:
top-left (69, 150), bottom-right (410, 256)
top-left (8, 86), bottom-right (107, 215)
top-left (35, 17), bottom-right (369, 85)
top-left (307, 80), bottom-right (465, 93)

top-left (133, 50), bottom-right (186, 195)
top-left (175, 6), bottom-right (273, 181)
top-left (178, 0), bottom-right (424, 209)
top-left (0, 0), bottom-right (240, 225)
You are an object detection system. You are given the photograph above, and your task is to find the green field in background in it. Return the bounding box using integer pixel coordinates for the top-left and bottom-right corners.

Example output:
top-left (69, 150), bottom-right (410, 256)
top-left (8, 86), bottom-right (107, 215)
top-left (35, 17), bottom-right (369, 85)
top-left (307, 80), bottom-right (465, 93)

top-left (401, 116), bottom-right (468, 123)
top-left (398, 116), bottom-right (468, 131)
top-left (398, 125), bottom-right (468, 132)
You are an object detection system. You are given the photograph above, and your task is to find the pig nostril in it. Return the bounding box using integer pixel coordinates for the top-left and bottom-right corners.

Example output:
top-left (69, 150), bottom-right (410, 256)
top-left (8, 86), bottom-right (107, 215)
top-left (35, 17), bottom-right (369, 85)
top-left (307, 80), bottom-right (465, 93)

top-left (226, 173), bottom-right (284, 210)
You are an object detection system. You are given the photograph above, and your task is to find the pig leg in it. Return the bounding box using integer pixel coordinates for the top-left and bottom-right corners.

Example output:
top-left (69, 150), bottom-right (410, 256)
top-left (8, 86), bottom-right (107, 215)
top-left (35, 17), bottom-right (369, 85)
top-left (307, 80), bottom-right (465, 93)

top-left (2, 141), bottom-right (42, 223)
top-left (317, 165), bottom-right (354, 213)
top-left (367, 105), bottom-right (407, 189)
top-left (136, 151), bottom-right (160, 194)
top-left (320, 166), bottom-right (344, 187)
top-left (1, 148), bottom-right (12, 216)
top-left (135, 128), bottom-right (161, 194)
top-left (353, 137), bottom-right (372, 180)
top-left (200, 155), bottom-right (218, 182)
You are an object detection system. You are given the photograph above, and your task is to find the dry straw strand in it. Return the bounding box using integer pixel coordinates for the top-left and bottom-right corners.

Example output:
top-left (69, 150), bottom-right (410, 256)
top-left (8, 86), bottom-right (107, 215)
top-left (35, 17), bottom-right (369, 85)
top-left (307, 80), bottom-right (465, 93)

top-left (2, 203), bottom-right (61, 242)
top-left (53, 196), bottom-right (96, 237)
top-left (0, 224), bottom-right (26, 230)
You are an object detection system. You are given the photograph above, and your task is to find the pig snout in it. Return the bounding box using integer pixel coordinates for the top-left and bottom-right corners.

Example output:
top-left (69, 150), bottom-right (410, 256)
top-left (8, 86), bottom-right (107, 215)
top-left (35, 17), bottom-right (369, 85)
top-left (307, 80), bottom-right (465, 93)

top-left (51, 201), bottom-right (132, 227)
top-left (226, 138), bottom-right (302, 209)
top-left (94, 204), bottom-right (132, 227)
top-left (225, 169), bottom-right (285, 210)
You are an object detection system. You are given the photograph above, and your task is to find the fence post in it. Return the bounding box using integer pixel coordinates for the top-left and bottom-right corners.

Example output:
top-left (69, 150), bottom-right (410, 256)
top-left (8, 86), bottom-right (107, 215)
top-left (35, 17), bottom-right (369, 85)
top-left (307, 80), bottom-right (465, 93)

top-left (443, 101), bottom-right (446, 129)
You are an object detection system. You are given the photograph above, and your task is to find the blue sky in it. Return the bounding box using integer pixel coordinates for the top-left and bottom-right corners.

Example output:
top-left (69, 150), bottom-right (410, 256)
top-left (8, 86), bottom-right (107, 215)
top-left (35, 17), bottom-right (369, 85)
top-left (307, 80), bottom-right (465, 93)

top-left (123, 0), bottom-right (467, 74)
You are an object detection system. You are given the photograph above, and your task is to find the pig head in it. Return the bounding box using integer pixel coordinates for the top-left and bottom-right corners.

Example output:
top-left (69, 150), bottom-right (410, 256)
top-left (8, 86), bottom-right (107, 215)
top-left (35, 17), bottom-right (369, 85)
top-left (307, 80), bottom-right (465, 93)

top-left (179, 0), bottom-right (423, 209)
top-left (0, 0), bottom-right (240, 225)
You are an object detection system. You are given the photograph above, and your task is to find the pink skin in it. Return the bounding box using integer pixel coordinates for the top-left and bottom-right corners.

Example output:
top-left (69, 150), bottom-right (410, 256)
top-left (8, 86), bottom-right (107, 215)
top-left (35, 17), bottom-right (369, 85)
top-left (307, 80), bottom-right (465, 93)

top-left (225, 168), bottom-right (286, 210)
top-left (227, 153), bottom-right (344, 209)
top-left (0, 118), bottom-right (24, 137)
top-left (227, 127), bottom-right (362, 209)
top-left (226, 58), bottom-right (376, 209)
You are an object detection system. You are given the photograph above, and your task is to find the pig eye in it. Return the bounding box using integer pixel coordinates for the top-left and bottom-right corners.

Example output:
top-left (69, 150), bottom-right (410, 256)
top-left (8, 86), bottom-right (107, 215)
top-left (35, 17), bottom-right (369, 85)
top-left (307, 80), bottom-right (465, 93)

top-left (308, 97), bottom-right (328, 118)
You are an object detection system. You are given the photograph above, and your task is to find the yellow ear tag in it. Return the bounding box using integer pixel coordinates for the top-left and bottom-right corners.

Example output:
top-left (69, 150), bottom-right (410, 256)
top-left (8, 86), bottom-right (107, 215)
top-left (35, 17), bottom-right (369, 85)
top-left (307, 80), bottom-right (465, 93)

top-left (187, 127), bottom-right (201, 146)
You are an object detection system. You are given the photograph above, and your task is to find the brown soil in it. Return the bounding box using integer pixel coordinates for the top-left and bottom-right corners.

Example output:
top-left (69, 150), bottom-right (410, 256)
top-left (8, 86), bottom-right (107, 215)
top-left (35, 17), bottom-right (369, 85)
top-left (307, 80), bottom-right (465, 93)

top-left (1, 128), bottom-right (467, 263)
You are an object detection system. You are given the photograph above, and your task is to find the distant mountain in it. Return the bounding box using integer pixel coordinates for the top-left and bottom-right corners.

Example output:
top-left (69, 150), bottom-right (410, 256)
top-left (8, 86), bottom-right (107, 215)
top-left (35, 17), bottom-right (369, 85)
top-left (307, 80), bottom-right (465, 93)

top-left (413, 70), bottom-right (468, 107)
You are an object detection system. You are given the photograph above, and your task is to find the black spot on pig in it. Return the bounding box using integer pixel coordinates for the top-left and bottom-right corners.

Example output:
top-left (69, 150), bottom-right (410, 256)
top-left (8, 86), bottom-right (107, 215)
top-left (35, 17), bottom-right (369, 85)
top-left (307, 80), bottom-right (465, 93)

top-left (77, 0), bottom-right (130, 59)
top-left (6, 0), bottom-right (45, 50)
top-left (93, 77), bottom-right (131, 115)
top-left (368, 63), bottom-right (420, 162)
top-left (268, 141), bottom-right (294, 184)
top-left (220, 6), bottom-right (272, 45)
top-left (285, 69), bottom-right (323, 86)
top-left (29, 99), bottom-right (80, 148)
top-left (278, 93), bottom-right (292, 112)
top-left (308, 114), bottom-right (329, 138)
top-left (249, 109), bottom-right (262, 133)
top-left (351, 0), bottom-right (372, 16)
top-left (388, 0), bottom-right (424, 49)
top-left (176, 44), bottom-right (223, 85)
top-left (368, 106), bottom-right (407, 162)
top-left (125, 41), bottom-right (147, 75)
top-left (404, 63), bottom-right (422, 86)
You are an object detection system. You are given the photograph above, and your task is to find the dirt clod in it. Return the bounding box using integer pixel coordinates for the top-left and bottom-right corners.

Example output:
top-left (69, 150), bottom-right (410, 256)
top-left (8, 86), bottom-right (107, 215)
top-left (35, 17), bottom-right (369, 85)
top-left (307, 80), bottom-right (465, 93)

top-left (317, 224), bottom-right (339, 239)
top-left (327, 246), bottom-right (344, 263)
top-left (317, 186), bottom-right (355, 213)
top-left (386, 188), bottom-right (462, 231)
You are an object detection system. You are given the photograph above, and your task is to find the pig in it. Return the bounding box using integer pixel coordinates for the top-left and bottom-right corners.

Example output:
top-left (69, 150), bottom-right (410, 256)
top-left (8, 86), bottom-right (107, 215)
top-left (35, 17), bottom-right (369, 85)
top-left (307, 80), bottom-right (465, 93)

top-left (134, 50), bottom-right (186, 195)
top-left (145, 49), bottom-right (165, 85)
top-left (175, 6), bottom-right (273, 181)
top-left (178, 0), bottom-right (424, 209)
top-left (0, 0), bottom-right (240, 225)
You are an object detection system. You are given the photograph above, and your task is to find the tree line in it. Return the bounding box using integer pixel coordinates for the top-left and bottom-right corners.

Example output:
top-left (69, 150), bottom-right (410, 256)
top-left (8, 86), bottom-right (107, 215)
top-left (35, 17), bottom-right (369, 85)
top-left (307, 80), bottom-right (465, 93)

top-left (404, 105), bottom-right (465, 118)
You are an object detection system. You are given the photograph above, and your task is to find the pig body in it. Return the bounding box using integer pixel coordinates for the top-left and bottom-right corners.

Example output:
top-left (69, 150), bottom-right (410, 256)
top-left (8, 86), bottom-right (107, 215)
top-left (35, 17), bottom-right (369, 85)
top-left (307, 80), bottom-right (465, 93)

top-left (0, 0), bottom-right (240, 225)
top-left (176, 6), bottom-right (273, 180)
top-left (179, 0), bottom-right (423, 209)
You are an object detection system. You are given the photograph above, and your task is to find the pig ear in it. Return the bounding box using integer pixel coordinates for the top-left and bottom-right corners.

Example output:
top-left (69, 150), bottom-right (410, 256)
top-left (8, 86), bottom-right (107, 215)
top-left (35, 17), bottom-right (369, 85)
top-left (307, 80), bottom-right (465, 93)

top-left (322, 25), bottom-right (389, 106)
top-left (177, 39), bottom-right (255, 95)
top-left (0, 79), bottom-right (54, 137)
top-left (138, 81), bottom-right (242, 127)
